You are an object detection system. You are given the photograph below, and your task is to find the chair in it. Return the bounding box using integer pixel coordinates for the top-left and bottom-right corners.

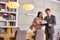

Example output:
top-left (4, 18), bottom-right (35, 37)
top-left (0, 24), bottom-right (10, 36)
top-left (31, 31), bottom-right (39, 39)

top-left (10, 27), bottom-right (27, 40)
top-left (12, 27), bottom-right (20, 33)
top-left (35, 30), bottom-right (44, 40)
top-left (0, 37), bottom-right (4, 40)
top-left (21, 30), bottom-right (27, 40)
top-left (10, 30), bottom-right (17, 40)
top-left (0, 28), bottom-right (4, 40)
top-left (16, 30), bottom-right (27, 40)
top-left (54, 29), bottom-right (60, 40)
top-left (10, 27), bottom-right (19, 40)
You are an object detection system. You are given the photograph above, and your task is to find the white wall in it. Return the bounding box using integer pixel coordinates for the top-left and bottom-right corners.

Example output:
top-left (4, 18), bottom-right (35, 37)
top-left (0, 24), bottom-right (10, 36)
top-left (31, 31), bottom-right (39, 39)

top-left (18, 0), bottom-right (60, 30)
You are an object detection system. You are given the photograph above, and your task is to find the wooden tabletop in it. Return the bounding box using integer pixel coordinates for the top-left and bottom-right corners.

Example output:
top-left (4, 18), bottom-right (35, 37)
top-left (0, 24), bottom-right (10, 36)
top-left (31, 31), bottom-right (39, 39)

top-left (26, 32), bottom-right (34, 40)
top-left (0, 33), bottom-right (15, 40)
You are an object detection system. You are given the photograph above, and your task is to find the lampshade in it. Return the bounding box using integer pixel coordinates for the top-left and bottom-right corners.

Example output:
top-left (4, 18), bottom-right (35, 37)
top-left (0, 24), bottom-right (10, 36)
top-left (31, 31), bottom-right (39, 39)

top-left (7, 2), bottom-right (19, 8)
top-left (23, 4), bottom-right (34, 10)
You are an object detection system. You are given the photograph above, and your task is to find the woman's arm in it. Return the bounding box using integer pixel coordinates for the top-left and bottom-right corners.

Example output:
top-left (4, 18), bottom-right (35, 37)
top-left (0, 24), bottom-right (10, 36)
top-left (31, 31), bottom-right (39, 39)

top-left (32, 17), bottom-right (37, 25)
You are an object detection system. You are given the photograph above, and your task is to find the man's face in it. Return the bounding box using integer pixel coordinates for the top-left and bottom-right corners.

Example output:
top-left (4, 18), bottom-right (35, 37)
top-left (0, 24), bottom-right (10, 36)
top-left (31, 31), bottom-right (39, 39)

top-left (45, 11), bottom-right (50, 16)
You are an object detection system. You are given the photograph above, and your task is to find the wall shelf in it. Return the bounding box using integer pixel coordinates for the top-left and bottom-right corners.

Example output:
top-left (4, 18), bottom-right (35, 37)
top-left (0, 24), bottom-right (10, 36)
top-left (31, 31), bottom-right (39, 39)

top-left (0, 20), bottom-right (16, 22)
top-left (0, 0), bottom-right (18, 28)
top-left (0, 2), bottom-right (6, 4)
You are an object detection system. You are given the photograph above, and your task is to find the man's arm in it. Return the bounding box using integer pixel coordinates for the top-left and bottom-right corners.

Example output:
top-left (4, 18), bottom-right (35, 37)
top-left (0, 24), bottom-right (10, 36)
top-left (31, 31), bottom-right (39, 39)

top-left (49, 16), bottom-right (56, 27)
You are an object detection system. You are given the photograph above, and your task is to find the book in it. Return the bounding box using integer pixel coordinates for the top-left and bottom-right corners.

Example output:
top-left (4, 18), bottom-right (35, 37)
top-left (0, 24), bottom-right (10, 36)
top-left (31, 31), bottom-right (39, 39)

top-left (10, 22), bottom-right (16, 26)
top-left (0, 22), bottom-right (6, 26)
top-left (0, 0), bottom-right (4, 2)
top-left (7, 8), bottom-right (16, 12)
top-left (5, 0), bottom-right (8, 2)
top-left (10, 0), bottom-right (17, 2)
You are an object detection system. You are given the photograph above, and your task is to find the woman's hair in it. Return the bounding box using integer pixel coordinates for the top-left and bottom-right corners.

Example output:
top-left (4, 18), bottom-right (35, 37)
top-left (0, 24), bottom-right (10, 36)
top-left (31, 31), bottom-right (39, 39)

top-left (37, 11), bottom-right (43, 20)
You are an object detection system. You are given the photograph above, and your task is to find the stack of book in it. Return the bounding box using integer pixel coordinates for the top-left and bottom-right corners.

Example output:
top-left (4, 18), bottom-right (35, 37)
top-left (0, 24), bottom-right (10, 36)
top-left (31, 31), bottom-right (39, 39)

top-left (0, 22), bottom-right (6, 26)
top-left (0, 0), bottom-right (8, 2)
top-left (10, 0), bottom-right (17, 2)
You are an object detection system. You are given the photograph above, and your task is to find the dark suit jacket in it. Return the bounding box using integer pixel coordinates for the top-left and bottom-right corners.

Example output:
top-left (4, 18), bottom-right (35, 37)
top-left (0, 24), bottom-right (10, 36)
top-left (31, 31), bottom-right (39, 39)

top-left (44, 15), bottom-right (56, 33)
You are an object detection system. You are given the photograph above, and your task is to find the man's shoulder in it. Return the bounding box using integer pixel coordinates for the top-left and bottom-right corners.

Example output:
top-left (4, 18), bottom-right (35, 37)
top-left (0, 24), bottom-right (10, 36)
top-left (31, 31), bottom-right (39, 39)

top-left (44, 16), bottom-right (47, 20)
top-left (51, 15), bottom-right (55, 17)
top-left (44, 16), bottom-right (47, 18)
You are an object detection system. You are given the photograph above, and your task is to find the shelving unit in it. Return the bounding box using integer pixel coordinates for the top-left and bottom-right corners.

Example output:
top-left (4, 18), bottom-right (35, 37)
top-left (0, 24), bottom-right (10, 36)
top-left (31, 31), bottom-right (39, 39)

top-left (0, 0), bottom-right (18, 28)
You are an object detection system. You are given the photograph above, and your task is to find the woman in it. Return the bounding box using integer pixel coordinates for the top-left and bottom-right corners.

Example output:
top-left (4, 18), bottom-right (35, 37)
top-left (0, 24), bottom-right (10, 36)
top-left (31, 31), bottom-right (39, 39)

top-left (32, 11), bottom-right (43, 30)
top-left (32, 11), bottom-right (44, 40)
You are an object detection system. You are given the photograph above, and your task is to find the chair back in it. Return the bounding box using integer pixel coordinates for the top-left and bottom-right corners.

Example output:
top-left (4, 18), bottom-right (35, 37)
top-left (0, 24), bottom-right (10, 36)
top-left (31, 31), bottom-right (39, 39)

top-left (54, 29), bottom-right (60, 40)
top-left (16, 30), bottom-right (27, 40)
top-left (12, 27), bottom-right (19, 33)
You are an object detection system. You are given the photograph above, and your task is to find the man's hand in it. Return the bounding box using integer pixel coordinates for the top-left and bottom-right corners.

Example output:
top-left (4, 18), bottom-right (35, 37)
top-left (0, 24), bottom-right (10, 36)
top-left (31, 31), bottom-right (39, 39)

top-left (48, 24), bottom-right (52, 27)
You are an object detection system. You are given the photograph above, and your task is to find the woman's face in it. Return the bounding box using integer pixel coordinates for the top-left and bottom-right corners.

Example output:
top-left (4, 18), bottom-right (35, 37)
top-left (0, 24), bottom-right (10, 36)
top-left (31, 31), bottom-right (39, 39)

top-left (39, 13), bottom-right (42, 18)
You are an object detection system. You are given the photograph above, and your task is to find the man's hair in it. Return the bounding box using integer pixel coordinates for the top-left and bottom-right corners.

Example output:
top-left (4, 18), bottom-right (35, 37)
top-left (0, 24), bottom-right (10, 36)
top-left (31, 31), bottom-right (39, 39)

top-left (45, 8), bottom-right (50, 12)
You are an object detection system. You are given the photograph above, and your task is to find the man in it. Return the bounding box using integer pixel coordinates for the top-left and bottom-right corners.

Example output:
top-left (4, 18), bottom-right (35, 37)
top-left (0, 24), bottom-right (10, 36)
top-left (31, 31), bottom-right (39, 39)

top-left (44, 8), bottom-right (56, 40)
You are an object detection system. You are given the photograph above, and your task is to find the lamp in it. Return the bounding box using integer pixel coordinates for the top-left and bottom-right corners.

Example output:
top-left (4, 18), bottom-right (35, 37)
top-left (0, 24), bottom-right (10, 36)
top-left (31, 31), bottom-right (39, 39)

top-left (23, 4), bottom-right (34, 10)
top-left (7, 2), bottom-right (19, 8)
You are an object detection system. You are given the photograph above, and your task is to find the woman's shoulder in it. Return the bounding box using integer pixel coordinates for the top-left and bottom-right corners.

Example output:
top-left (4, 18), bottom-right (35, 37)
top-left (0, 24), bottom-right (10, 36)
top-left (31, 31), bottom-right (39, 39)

top-left (35, 17), bottom-right (39, 19)
top-left (34, 17), bottom-right (40, 20)
top-left (34, 17), bottom-right (37, 19)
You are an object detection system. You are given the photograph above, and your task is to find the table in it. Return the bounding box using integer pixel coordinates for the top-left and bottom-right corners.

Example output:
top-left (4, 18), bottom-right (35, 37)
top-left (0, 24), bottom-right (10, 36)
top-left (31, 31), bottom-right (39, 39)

top-left (0, 33), bottom-right (15, 40)
top-left (26, 32), bottom-right (35, 40)
top-left (26, 32), bottom-right (46, 40)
